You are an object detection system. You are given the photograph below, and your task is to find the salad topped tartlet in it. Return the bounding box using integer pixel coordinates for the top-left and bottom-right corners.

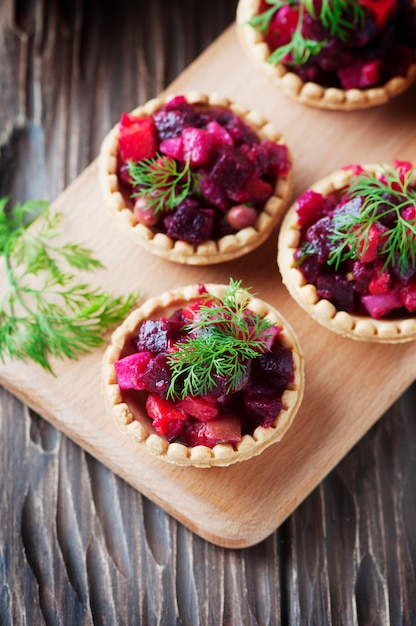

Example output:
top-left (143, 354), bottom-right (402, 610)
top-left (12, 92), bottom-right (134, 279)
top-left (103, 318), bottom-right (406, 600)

top-left (277, 160), bottom-right (416, 342)
top-left (237, 0), bottom-right (416, 110)
top-left (102, 280), bottom-right (304, 467)
top-left (99, 92), bottom-right (293, 264)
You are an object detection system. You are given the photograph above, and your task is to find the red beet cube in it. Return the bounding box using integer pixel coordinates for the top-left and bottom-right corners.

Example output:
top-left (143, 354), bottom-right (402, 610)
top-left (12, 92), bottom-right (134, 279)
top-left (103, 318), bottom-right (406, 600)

top-left (400, 278), bottom-right (416, 312)
top-left (166, 205), bottom-right (214, 245)
top-left (146, 393), bottom-right (187, 438)
top-left (361, 289), bottom-right (402, 319)
top-left (360, 0), bottom-right (397, 28)
top-left (206, 120), bottom-right (234, 147)
top-left (177, 396), bottom-right (218, 421)
top-left (159, 136), bottom-right (184, 161)
top-left (199, 414), bottom-right (241, 447)
top-left (267, 4), bottom-right (299, 49)
top-left (338, 59), bottom-right (381, 89)
top-left (114, 352), bottom-right (152, 390)
top-left (210, 145), bottom-right (252, 192)
top-left (296, 190), bottom-right (326, 227)
top-left (243, 176), bottom-right (273, 204)
top-left (118, 114), bottom-right (157, 162)
top-left (368, 266), bottom-right (391, 295)
top-left (357, 222), bottom-right (388, 263)
top-left (181, 127), bottom-right (215, 166)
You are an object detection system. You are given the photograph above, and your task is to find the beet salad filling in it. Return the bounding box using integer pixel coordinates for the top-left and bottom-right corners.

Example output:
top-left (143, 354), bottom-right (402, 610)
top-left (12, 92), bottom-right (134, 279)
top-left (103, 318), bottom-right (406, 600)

top-left (113, 281), bottom-right (295, 449)
top-left (249, 0), bottom-right (416, 90)
top-left (294, 160), bottom-right (416, 320)
top-left (116, 95), bottom-right (291, 246)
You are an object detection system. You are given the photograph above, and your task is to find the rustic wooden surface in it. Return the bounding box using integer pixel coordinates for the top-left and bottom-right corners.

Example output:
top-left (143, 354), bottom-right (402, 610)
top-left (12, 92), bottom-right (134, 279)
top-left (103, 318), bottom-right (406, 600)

top-left (1, 0), bottom-right (416, 623)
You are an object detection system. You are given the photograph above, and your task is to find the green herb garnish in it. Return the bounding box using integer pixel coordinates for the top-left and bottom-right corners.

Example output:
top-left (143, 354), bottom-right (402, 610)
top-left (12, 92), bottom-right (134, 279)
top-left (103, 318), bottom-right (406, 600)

top-left (127, 154), bottom-right (199, 215)
top-left (0, 197), bottom-right (137, 373)
top-left (166, 279), bottom-right (276, 400)
top-left (328, 165), bottom-right (416, 274)
top-left (249, 0), bottom-right (365, 66)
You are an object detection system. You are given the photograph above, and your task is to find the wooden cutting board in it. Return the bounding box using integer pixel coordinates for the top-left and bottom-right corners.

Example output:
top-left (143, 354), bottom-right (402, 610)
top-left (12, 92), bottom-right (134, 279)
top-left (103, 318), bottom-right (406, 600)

top-left (1, 25), bottom-right (415, 549)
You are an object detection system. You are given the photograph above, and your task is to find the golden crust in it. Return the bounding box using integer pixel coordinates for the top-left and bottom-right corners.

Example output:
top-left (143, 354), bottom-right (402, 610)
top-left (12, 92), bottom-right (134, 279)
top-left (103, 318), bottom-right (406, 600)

top-left (277, 165), bottom-right (416, 343)
top-left (98, 91), bottom-right (293, 264)
top-left (101, 283), bottom-right (305, 467)
top-left (236, 0), bottom-right (416, 111)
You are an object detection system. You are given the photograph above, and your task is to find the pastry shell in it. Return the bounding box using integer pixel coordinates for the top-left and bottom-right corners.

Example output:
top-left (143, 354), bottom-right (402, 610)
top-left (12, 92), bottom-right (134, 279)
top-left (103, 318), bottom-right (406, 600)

top-left (102, 283), bottom-right (305, 468)
top-left (98, 91), bottom-right (293, 264)
top-left (236, 0), bottom-right (416, 111)
top-left (277, 165), bottom-right (416, 343)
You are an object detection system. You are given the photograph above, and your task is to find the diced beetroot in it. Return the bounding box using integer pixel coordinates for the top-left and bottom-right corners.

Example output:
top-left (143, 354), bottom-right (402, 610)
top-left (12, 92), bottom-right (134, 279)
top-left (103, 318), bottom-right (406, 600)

top-left (152, 108), bottom-right (195, 140)
top-left (305, 216), bottom-right (335, 263)
top-left (177, 396), bottom-right (219, 421)
top-left (360, 0), bottom-right (397, 28)
top-left (224, 115), bottom-right (259, 146)
top-left (146, 393), bottom-right (187, 438)
top-left (118, 114), bottom-right (157, 162)
top-left (361, 289), bottom-right (402, 319)
top-left (181, 127), bottom-right (215, 166)
top-left (296, 190), bottom-right (326, 227)
top-left (198, 171), bottom-right (230, 210)
top-left (114, 352), bottom-right (152, 390)
top-left (352, 261), bottom-right (374, 293)
top-left (342, 164), bottom-right (365, 176)
top-left (210, 145), bottom-right (252, 192)
top-left (180, 299), bottom-right (206, 322)
top-left (164, 95), bottom-right (193, 111)
top-left (338, 59), bottom-right (381, 90)
top-left (159, 136), bottom-right (184, 161)
top-left (139, 353), bottom-right (171, 396)
top-left (206, 120), bottom-right (234, 147)
top-left (393, 159), bottom-right (413, 184)
top-left (267, 4), bottom-right (299, 49)
top-left (243, 176), bottom-right (273, 204)
top-left (225, 187), bottom-right (251, 204)
top-left (361, 60), bottom-right (382, 86)
top-left (166, 205), bottom-right (214, 245)
top-left (251, 346), bottom-right (294, 388)
top-left (368, 266), bottom-right (391, 295)
top-left (400, 278), bottom-right (416, 312)
top-left (194, 414), bottom-right (242, 447)
top-left (244, 390), bottom-right (283, 428)
top-left (254, 141), bottom-right (291, 177)
top-left (137, 319), bottom-right (170, 353)
top-left (316, 274), bottom-right (356, 313)
top-left (295, 249), bottom-right (321, 284)
top-left (402, 206), bottom-right (416, 222)
top-left (357, 222), bottom-right (389, 262)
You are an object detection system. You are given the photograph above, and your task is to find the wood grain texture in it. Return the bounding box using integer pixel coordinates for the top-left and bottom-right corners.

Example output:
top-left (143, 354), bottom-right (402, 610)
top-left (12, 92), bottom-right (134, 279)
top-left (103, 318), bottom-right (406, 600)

top-left (0, 0), bottom-right (415, 623)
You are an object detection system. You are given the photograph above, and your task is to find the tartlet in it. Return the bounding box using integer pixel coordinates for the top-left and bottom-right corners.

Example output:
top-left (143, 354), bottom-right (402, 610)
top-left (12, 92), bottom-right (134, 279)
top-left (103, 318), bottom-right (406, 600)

top-left (102, 282), bottom-right (304, 467)
top-left (236, 0), bottom-right (416, 110)
top-left (277, 161), bottom-right (416, 342)
top-left (98, 92), bottom-right (293, 264)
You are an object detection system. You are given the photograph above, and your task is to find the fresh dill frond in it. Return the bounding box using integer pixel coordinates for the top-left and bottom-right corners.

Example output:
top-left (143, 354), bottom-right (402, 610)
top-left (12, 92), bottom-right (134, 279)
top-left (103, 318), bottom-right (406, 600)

top-left (305, 0), bottom-right (365, 41)
top-left (247, 0), bottom-right (288, 33)
top-left (328, 165), bottom-right (416, 274)
top-left (249, 0), bottom-right (365, 66)
top-left (0, 198), bottom-right (137, 373)
top-left (166, 279), bottom-right (276, 400)
top-left (127, 154), bottom-right (199, 215)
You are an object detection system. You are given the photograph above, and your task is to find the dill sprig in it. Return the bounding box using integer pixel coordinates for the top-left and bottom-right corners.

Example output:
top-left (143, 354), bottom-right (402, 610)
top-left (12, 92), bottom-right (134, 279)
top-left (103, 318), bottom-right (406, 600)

top-left (0, 197), bottom-right (137, 373)
top-left (328, 166), bottom-right (416, 274)
top-left (249, 0), bottom-right (365, 66)
top-left (127, 154), bottom-right (199, 215)
top-left (166, 279), bottom-right (276, 400)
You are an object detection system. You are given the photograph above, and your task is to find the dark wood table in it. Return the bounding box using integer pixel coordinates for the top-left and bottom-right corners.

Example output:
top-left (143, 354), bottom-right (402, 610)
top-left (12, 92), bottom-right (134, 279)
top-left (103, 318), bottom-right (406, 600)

top-left (1, 0), bottom-right (415, 623)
